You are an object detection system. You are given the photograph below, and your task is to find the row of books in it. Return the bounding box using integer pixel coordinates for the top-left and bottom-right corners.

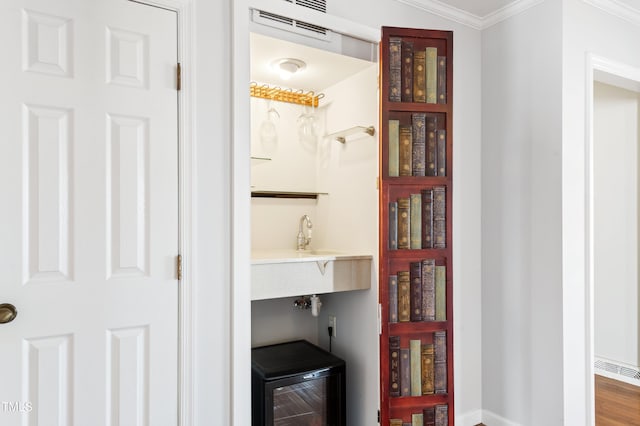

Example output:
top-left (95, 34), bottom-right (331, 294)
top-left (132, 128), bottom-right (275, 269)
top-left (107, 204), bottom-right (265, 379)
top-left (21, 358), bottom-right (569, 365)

top-left (389, 187), bottom-right (446, 250)
top-left (389, 259), bottom-right (446, 323)
top-left (389, 332), bottom-right (447, 398)
top-left (389, 116), bottom-right (446, 177)
top-left (389, 37), bottom-right (447, 104)
top-left (389, 404), bottom-right (448, 426)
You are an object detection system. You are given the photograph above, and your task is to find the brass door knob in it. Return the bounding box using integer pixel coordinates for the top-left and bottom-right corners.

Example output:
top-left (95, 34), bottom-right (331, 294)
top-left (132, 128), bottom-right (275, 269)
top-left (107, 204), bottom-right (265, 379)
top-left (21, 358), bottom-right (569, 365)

top-left (0, 303), bottom-right (17, 324)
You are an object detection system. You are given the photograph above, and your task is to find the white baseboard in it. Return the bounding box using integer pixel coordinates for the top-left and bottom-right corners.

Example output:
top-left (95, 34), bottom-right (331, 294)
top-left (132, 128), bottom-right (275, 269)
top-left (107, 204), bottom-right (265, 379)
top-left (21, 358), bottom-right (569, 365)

top-left (482, 410), bottom-right (524, 426)
top-left (456, 409), bottom-right (483, 425)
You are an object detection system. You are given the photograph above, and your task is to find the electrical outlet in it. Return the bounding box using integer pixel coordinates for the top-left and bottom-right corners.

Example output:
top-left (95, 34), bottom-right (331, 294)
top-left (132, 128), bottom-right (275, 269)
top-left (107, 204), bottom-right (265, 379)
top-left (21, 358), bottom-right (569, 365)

top-left (328, 315), bottom-right (337, 338)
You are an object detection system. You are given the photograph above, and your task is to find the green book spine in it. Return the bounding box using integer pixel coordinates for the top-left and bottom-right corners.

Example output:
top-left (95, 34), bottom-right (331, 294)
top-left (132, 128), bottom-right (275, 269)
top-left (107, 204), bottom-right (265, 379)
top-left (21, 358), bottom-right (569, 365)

top-left (426, 47), bottom-right (437, 104)
top-left (435, 265), bottom-right (446, 321)
top-left (398, 271), bottom-right (411, 322)
top-left (409, 339), bottom-right (422, 396)
top-left (389, 274), bottom-right (398, 323)
top-left (411, 413), bottom-right (423, 426)
top-left (389, 37), bottom-right (402, 102)
top-left (389, 201), bottom-right (398, 250)
top-left (400, 348), bottom-right (411, 396)
top-left (409, 193), bottom-right (422, 249)
top-left (388, 119), bottom-right (400, 177)
top-left (399, 125), bottom-right (413, 177)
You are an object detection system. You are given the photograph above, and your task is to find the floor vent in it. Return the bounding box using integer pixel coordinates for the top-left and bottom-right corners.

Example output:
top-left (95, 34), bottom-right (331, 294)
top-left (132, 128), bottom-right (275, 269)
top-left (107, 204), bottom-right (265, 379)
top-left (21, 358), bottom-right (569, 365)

top-left (595, 358), bottom-right (640, 386)
top-left (253, 0), bottom-right (329, 41)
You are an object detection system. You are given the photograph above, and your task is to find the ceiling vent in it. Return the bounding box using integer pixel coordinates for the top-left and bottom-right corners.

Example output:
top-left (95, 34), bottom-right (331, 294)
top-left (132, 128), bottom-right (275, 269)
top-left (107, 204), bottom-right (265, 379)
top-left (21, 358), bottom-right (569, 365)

top-left (253, 0), bottom-right (329, 41)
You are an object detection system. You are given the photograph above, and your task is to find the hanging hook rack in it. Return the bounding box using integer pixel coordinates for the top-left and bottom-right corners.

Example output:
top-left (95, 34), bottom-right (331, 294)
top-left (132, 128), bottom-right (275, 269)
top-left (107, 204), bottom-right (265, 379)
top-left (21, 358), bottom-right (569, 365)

top-left (250, 82), bottom-right (324, 107)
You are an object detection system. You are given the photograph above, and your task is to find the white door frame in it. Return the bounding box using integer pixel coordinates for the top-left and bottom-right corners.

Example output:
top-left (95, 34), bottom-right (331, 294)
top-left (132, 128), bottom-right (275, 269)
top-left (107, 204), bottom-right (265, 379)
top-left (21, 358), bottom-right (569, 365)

top-left (584, 53), bottom-right (640, 426)
top-left (127, 1), bottom-right (194, 425)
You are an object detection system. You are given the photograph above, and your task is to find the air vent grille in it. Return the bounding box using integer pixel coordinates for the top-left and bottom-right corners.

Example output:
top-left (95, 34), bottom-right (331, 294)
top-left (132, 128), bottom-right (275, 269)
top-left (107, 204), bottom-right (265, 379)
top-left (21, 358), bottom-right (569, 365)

top-left (254, 9), bottom-right (329, 40)
top-left (258, 11), bottom-right (294, 26)
top-left (284, 0), bottom-right (327, 13)
top-left (595, 358), bottom-right (640, 381)
top-left (296, 21), bottom-right (327, 35)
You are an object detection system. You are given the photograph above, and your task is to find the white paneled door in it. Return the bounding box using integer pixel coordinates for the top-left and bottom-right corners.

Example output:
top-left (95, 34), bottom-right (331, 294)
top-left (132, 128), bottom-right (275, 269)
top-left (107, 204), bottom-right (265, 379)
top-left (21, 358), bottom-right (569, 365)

top-left (0, 1), bottom-right (179, 425)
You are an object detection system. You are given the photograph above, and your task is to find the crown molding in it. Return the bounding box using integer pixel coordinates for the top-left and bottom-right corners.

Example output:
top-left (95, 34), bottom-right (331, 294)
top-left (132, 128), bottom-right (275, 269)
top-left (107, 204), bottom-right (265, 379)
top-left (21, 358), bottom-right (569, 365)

top-left (583, 0), bottom-right (640, 27)
top-left (395, 0), bottom-right (546, 30)
top-left (394, 0), bottom-right (483, 29)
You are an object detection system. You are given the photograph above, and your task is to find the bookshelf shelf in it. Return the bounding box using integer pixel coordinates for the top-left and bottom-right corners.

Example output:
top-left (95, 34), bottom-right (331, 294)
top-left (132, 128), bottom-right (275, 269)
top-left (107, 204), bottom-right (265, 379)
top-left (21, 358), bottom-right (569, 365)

top-left (379, 27), bottom-right (454, 426)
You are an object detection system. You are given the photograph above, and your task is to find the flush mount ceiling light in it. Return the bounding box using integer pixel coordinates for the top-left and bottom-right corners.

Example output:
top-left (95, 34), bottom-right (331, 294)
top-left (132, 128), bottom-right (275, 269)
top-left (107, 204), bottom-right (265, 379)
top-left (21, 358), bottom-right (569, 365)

top-left (272, 58), bottom-right (306, 80)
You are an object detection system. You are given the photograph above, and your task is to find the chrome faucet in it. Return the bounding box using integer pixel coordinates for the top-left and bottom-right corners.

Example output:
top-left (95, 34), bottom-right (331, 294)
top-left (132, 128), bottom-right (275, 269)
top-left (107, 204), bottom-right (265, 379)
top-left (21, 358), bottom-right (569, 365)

top-left (297, 214), bottom-right (313, 251)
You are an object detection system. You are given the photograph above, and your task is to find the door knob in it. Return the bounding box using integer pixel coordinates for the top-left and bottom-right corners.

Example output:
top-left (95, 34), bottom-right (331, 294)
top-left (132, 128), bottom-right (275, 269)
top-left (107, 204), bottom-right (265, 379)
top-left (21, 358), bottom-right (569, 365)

top-left (0, 303), bottom-right (17, 324)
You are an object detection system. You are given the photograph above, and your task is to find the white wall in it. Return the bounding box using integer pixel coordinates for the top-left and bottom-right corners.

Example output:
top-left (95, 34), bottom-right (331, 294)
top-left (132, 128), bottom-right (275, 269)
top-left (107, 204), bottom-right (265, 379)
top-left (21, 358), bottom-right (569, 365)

top-left (562, 1), bottom-right (640, 424)
top-left (481, 1), bottom-right (564, 425)
top-left (593, 82), bottom-right (639, 367)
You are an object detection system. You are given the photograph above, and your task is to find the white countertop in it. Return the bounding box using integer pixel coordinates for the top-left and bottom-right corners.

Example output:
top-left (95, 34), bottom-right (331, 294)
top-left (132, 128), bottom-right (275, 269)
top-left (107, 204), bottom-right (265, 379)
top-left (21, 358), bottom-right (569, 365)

top-left (251, 249), bottom-right (373, 265)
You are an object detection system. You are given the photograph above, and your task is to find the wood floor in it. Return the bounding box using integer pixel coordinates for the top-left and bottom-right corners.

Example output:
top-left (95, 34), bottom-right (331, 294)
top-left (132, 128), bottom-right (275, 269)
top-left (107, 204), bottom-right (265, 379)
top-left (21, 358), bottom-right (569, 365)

top-left (596, 374), bottom-right (640, 425)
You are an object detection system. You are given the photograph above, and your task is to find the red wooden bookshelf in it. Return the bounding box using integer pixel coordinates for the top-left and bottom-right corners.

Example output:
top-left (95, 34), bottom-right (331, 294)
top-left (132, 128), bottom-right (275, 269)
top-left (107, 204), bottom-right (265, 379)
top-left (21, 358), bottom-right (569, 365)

top-left (379, 26), bottom-right (454, 426)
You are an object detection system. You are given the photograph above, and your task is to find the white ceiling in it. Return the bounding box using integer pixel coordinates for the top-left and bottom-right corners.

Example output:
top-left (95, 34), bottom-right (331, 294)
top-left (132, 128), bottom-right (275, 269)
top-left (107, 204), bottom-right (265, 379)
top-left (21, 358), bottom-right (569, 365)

top-left (250, 32), bottom-right (376, 94)
top-left (436, 0), bottom-right (640, 17)
top-left (437, 0), bottom-right (517, 17)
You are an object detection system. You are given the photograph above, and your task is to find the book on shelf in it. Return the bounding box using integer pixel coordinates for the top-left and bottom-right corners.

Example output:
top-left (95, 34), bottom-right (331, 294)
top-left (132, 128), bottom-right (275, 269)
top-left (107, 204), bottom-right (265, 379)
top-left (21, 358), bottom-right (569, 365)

top-left (397, 197), bottom-right (410, 249)
top-left (435, 266), bottom-right (446, 321)
top-left (390, 419), bottom-right (403, 426)
top-left (413, 49), bottom-right (426, 103)
top-left (434, 331), bottom-right (447, 394)
top-left (435, 404), bottom-right (448, 426)
top-left (425, 47), bottom-right (437, 104)
top-left (421, 258), bottom-right (435, 321)
top-left (389, 120), bottom-right (400, 177)
top-left (398, 271), bottom-right (411, 322)
top-left (427, 115), bottom-right (438, 177)
top-left (389, 37), bottom-right (402, 102)
top-left (433, 187), bottom-right (446, 249)
top-left (399, 125), bottom-right (413, 177)
top-left (436, 130), bottom-right (446, 177)
top-left (389, 335), bottom-right (401, 397)
top-left (409, 193), bottom-right (422, 249)
top-left (400, 348), bottom-right (411, 397)
top-left (389, 201), bottom-right (398, 250)
top-left (423, 407), bottom-right (436, 426)
top-left (411, 113), bottom-right (426, 177)
top-left (409, 339), bottom-right (422, 396)
top-left (437, 56), bottom-right (447, 104)
top-left (401, 40), bottom-right (413, 102)
top-left (421, 343), bottom-right (435, 395)
top-left (409, 261), bottom-right (423, 322)
top-left (411, 413), bottom-right (423, 426)
top-left (421, 189), bottom-right (433, 249)
top-left (389, 274), bottom-right (398, 323)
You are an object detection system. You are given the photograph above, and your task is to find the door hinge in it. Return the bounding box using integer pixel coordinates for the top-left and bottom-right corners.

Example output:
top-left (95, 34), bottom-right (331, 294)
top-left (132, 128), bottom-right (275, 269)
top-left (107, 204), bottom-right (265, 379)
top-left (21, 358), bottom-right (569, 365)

top-left (176, 63), bottom-right (182, 91)
top-left (177, 254), bottom-right (182, 281)
top-left (377, 409), bottom-right (380, 423)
